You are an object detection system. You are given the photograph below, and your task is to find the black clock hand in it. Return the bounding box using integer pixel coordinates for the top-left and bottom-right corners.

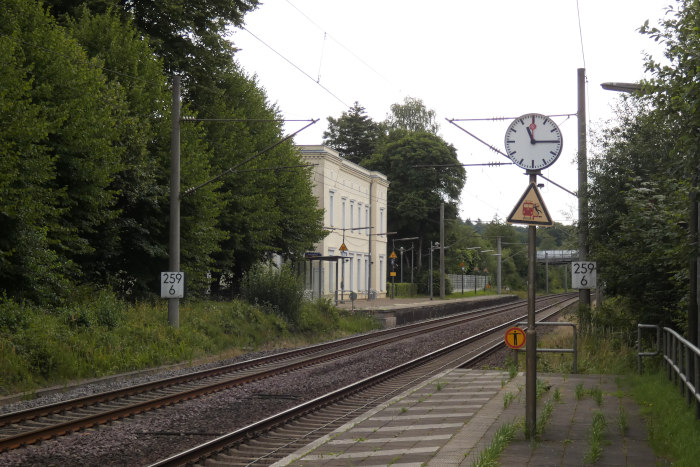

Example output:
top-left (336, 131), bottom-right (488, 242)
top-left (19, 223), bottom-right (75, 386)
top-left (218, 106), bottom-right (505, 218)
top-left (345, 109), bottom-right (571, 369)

top-left (532, 139), bottom-right (560, 143)
top-left (526, 127), bottom-right (535, 144)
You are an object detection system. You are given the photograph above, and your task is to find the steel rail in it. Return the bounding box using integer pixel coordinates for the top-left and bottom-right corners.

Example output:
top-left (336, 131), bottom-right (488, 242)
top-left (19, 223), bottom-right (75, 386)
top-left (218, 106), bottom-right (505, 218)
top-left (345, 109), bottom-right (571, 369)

top-left (0, 296), bottom-right (545, 428)
top-left (150, 297), bottom-right (576, 466)
top-left (0, 294), bottom-right (574, 453)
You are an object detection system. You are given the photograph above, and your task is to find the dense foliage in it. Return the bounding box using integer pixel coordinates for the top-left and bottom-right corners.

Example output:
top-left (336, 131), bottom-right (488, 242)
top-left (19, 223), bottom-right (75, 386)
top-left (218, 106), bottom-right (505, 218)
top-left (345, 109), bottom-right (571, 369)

top-left (0, 0), bottom-right (324, 305)
top-left (323, 102), bottom-right (385, 165)
top-left (588, 0), bottom-right (700, 333)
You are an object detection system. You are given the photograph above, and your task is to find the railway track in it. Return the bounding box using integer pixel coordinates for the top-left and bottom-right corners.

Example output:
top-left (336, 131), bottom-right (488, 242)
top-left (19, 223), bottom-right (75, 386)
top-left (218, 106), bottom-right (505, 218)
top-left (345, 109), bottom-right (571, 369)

top-left (0, 294), bottom-right (575, 456)
top-left (150, 296), bottom-right (576, 466)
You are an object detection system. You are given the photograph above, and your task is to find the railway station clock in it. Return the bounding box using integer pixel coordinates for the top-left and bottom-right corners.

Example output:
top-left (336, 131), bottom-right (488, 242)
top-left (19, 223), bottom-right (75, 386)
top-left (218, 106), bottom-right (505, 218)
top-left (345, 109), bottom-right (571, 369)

top-left (504, 113), bottom-right (563, 171)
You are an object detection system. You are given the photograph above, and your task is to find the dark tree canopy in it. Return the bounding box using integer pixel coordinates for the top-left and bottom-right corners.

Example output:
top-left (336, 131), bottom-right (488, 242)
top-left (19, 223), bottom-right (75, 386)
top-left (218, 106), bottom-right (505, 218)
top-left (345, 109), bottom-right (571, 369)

top-left (364, 131), bottom-right (466, 247)
top-left (0, 0), bottom-right (325, 304)
top-left (323, 102), bottom-right (384, 165)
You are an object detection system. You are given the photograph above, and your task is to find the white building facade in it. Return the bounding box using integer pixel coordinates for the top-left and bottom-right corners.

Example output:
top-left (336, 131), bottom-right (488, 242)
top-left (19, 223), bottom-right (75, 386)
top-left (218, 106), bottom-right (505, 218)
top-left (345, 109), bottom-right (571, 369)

top-left (299, 145), bottom-right (390, 300)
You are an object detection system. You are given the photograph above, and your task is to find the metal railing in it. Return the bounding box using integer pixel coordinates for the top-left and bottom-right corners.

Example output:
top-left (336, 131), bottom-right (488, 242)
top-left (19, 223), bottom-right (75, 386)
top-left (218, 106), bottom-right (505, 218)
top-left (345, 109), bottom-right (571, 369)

top-left (638, 324), bottom-right (700, 419)
top-left (514, 321), bottom-right (578, 373)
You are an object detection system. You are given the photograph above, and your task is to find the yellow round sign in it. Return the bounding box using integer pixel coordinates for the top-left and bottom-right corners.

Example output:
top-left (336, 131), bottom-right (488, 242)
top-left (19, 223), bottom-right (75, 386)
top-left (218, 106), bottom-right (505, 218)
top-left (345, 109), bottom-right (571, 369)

top-left (504, 326), bottom-right (526, 350)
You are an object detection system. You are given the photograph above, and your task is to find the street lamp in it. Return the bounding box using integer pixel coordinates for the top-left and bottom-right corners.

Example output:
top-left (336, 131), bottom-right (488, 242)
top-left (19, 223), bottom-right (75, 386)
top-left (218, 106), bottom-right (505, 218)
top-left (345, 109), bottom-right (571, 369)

top-left (600, 82), bottom-right (643, 93)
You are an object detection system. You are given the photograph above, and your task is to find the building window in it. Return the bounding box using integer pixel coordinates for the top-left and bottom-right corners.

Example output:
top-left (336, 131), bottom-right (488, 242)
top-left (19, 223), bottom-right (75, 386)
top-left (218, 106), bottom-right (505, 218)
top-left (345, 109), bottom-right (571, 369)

top-left (358, 203), bottom-right (362, 234)
top-left (357, 257), bottom-right (362, 292)
top-left (341, 198), bottom-right (346, 229)
top-left (380, 208), bottom-right (385, 235)
top-left (350, 200), bottom-right (355, 231)
top-left (349, 253), bottom-right (354, 291)
top-left (329, 190), bottom-right (335, 227)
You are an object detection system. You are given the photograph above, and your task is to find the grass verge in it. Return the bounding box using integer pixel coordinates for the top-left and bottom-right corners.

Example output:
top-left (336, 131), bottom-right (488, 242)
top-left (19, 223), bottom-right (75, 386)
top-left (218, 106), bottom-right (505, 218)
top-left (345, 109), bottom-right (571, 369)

top-left (0, 295), bottom-right (380, 395)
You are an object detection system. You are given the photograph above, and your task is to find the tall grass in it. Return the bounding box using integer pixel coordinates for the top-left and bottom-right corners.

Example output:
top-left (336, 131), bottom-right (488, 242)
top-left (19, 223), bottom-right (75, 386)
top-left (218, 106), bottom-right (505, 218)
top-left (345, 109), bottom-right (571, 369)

top-left (0, 291), bottom-right (379, 395)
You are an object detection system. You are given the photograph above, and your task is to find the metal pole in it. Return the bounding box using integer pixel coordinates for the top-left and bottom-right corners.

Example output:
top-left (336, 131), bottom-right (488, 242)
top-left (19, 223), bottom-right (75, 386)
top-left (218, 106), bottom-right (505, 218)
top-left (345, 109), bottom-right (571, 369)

top-left (400, 247), bottom-right (404, 283)
top-left (690, 189), bottom-right (698, 346)
top-left (429, 244), bottom-right (433, 300)
top-left (368, 180), bottom-right (373, 300)
top-left (497, 236), bottom-right (502, 294)
top-left (440, 203), bottom-right (445, 299)
top-left (169, 74), bottom-right (181, 328)
top-left (578, 68), bottom-right (591, 310)
top-left (411, 243), bottom-right (414, 287)
top-left (526, 172), bottom-right (538, 439)
top-left (545, 252), bottom-right (549, 294)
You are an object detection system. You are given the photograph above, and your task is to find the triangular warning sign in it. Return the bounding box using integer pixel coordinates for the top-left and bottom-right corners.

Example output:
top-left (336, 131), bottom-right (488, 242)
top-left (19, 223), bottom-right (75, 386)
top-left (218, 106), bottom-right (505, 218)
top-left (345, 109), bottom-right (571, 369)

top-left (507, 183), bottom-right (553, 226)
top-left (389, 250), bottom-right (397, 259)
top-left (339, 242), bottom-right (348, 252)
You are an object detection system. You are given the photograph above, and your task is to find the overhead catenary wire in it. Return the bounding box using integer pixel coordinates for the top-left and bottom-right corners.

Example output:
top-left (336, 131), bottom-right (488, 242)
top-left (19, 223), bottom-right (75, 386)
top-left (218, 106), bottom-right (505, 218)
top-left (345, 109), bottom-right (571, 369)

top-left (242, 26), bottom-right (350, 108)
top-left (284, 0), bottom-right (395, 88)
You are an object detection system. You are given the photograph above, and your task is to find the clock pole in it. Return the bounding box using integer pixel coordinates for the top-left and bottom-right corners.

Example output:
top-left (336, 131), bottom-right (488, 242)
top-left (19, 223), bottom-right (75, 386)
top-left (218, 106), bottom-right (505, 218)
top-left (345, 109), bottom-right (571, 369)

top-left (525, 170), bottom-right (538, 440)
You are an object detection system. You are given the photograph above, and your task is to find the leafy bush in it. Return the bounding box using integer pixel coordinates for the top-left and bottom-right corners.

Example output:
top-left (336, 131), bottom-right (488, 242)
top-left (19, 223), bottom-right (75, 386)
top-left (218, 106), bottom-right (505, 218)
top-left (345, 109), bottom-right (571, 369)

top-left (387, 282), bottom-right (417, 298)
top-left (416, 270), bottom-right (453, 295)
top-left (296, 299), bottom-right (340, 334)
top-left (61, 289), bottom-right (125, 330)
top-left (240, 263), bottom-right (305, 324)
top-left (0, 296), bottom-right (29, 333)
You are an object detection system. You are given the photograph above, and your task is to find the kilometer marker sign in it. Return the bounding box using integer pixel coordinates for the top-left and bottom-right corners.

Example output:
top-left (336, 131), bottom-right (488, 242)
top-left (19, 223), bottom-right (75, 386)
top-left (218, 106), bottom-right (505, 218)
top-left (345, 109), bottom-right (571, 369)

top-left (504, 326), bottom-right (526, 350)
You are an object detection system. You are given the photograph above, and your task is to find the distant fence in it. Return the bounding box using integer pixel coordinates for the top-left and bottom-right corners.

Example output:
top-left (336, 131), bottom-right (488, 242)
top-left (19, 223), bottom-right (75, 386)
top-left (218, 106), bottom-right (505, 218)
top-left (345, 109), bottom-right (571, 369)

top-left (638, 324), bottom-right (700, 419)
top-left (446, 273), bottom-right (489, 293)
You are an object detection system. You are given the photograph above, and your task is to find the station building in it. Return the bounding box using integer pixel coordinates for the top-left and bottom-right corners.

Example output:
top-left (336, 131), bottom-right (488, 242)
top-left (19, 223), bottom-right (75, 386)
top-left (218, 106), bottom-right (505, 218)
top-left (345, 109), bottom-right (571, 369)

top-left (298, 145), bottom-right (390, 301)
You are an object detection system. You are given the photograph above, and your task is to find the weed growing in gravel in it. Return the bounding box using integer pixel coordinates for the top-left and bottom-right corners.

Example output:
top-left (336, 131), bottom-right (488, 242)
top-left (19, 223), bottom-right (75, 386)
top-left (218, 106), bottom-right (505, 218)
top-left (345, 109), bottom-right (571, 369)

top-left (575, 383), bottom-right (585, 400)
top-left (584, 411), bottom-right (607, 464)
top-left (536, 379), bottom-right (551, 399)
top-left (503, 392), bottom-right (516, 409)
top-left (469, 419), bottom-right (521, 467)
top-left (535, 400), bottom-right (554, 439)
top-left (618, 405), bottom-right (628, 435)
top-left (553, 387), bottom-right (561, 402)
top-left (589, 386), bottom-right (604, 406)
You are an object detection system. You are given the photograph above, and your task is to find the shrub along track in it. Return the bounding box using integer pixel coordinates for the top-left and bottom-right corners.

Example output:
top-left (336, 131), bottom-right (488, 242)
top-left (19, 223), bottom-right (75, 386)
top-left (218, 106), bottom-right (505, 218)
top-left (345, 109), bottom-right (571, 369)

top-left (0, 294), bottom-right (575, 464)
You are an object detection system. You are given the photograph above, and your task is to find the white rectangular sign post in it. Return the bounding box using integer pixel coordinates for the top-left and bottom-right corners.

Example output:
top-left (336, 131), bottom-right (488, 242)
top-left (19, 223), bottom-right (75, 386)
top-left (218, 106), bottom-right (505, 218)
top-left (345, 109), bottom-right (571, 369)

top-left (161, 272), bottom-right (185, 298)
top-left (571, 262), bottom-right (596, 289)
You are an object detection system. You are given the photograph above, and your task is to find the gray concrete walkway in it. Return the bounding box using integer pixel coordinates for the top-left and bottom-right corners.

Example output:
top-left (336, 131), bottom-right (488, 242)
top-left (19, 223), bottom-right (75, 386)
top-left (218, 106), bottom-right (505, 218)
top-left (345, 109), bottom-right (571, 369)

top-left (272, 369), bottom-right (659, 466)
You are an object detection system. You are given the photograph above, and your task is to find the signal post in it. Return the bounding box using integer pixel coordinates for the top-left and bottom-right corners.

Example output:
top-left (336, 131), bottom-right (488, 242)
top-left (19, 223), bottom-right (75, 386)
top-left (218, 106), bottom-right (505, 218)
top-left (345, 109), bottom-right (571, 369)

top-left (504, 113), bottom-right (561, 439)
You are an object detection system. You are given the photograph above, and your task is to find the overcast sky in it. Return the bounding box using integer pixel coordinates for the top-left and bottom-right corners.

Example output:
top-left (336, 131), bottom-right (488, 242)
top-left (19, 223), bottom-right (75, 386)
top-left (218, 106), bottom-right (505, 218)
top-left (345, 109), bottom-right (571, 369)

top-left (230, 0), bottom-right (671, 225)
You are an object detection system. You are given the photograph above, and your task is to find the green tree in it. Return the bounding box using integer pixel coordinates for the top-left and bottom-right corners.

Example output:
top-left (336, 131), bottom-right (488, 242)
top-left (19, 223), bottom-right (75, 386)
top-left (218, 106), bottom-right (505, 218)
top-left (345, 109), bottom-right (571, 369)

top-left (323, 102), bottom-right (385, 165)
top-left (44, 0), bottom-right (260, 91)
top-left (0, 0), bottom-right (127, 304)
top-left (192, 63), bottom-right (325, 291)
top-left (385, 96), bottom-right (440, 134)
top-left (589, 99), bottom-right (686, 326)
top-left (364, 131), bottom-right (466, 260)
top-left (66, 7), bottom-right (228, 297)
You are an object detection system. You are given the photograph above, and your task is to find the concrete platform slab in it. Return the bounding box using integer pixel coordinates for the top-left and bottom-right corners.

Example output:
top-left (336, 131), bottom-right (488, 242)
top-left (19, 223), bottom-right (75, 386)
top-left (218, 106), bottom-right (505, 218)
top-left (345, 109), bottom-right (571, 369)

top-left (271, 369), bottom-right (661, 466)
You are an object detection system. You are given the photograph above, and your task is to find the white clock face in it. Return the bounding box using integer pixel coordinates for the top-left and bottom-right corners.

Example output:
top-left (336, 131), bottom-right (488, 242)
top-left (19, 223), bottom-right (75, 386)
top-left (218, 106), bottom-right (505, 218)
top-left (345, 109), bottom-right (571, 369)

top-left (504, 113), bottom-right (563, 171)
